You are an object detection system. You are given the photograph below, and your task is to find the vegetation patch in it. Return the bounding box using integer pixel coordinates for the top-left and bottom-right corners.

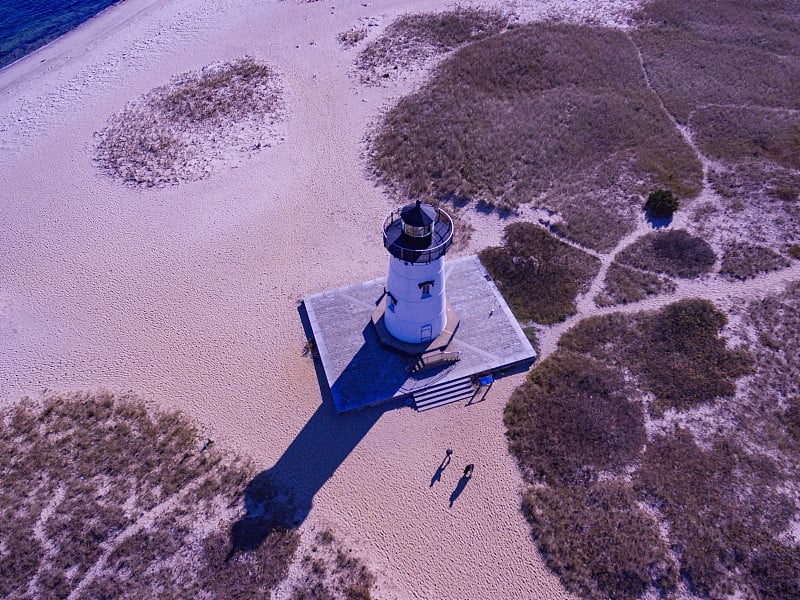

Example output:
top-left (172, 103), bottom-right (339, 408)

top-left (523, 482), bottom-right (676, 600)
top-left (644, 188), bottom-right (678, 218)
top-left (595, 262), bottom-right (676, 307)
top-left (479, 222), bottom-right (600, 324)
top-left (635, 429), bottom-right (792, 598)
top-left (616, 229), bottom-right (716, 279)
top-left (507, 296), bottom-right (799, 600)
top-left (356, 7), bottom-right (508, 84)
top-left (719, 242), bottom-right (790, 280)
top-left (368, 22), bottom-right (701, 231)
top-left (0, 392), bottom-right (374, 599)
top-left (561, 299), bottom-right (752, 412)
top-left (549, 198), bottom-right (635, 252)
top-left (505, 351), bottom-right (645, 486)
top-left (95, 57), bottom-right (283, 186)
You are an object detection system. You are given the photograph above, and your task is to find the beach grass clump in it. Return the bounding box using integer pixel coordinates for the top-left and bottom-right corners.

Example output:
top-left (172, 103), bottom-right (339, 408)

top-left (632, 2), bottom-right (800, 124)
top-left (96, 57), bottom-right (282, 186)
top-left (505, 351), bottom-right (645, 486)
top-left (356, 7), bottom-right (508, 83)
top-left (560, 299), bottom-right (753, 412)
top-left (549, 198), bottom-right (635, 252)
top-left (479, 222), bottom-right (600, 324)
top-left (616, 229), bottom-right (716, 279)
top-left (0, 392), bottom-right (374, 599)
top-left (719, 242), bottom-right (790, 280)
top-left (369, 22), bottom-right (702, 219)
top-left (523, 482), bottom-right (676, 600)
top-left (595, 262), bottom-right (675, 307)
top-left (635, 429), bottom-right (793, 598)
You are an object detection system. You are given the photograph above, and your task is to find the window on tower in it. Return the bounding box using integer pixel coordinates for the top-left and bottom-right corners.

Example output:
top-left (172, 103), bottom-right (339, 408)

top-left (387, 292), bottom-right (397, 313)
top-left (419, 281), bottom-right (434, 299)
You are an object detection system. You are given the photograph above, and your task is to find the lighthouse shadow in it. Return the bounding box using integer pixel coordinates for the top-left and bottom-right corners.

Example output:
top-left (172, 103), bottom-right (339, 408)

top-left (229, 308), bottom-right (405, 555)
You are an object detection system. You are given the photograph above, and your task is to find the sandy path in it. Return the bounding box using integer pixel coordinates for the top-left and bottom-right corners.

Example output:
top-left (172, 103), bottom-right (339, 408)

top-left (0, 0), bottom-right (614, 598)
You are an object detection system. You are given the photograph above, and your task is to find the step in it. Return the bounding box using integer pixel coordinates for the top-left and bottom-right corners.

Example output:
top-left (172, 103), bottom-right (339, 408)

top-left (412, 377), bottom-right (476, 411)
top-left (412, 378), bottom-right (473, 402)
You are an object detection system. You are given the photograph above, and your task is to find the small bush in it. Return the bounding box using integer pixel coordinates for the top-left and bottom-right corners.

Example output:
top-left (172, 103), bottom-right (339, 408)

top-left (616, 229), bottom-right (716, 278)
top-left (595, 262), bottom-right (676, 306)
top-left (505, 351), bottom-right (645, 485)
top-left (719, 242), bottom-right (790, 280)
top-left (479, 222), bottom-right (600, 324)
top-left (644, 188), bottom-right (678, 218)
top-left (524, 482), bottom-right (676, 600)
top-left (787, 244), bottom-right (800, 259)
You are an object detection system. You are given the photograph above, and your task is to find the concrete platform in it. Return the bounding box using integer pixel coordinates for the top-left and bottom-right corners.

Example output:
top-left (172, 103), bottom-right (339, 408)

top-left (302, 255), bottom-right (537, 413)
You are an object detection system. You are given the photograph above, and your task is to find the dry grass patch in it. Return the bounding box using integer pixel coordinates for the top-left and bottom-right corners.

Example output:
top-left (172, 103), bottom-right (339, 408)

top-left (505, 351), bottom-right (645, 486)
top-left (95, 57), bottom-right (283, 186)
top-left (635, 429), bottom-right (793, 598)
top-left (479, 222), bottom-right (600, 324)
top-left (524, 482), bottom-right (676, 600)
top-left (368, 22), bottom-right (701, 241)
top-left (356, 7), bottom-right (508, 84)
top-left (719, 242), bottom-right (790, 280)
top-left (616, 229), bottom-right (716, 279)
top-left (0, 392), bottom-right (374, 599)
top-left (549, 197), bottom-right (635, 252)
top-left (560, 299), bottom-right (752, 412)
top-left (595, 262), bottom-right (676, 307)
top-left (507, 297), bottom-right (799, 600)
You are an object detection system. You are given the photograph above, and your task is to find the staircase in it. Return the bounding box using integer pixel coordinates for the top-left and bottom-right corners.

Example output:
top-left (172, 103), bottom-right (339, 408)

top-left (411, 376), bottom-right (476, 411)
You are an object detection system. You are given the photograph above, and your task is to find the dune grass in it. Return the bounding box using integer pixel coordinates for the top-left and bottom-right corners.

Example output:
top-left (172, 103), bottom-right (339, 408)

top-left (719, 242), bottom-right (790, 280)
top-left (96, 57), bottom-right (282, 186)
top-left (505, 351), bottom-right (645, 486)
top-left (595, 262), bottom-right (675, 307)
top-left (368, 21), bottom-right (702, 239)
top-left (356, 7), bottom-right (508, 84)
top-left (616, 229), bottom-right (716, 279)
top-left (506, 298), bottom-right (799, 599)
top-left (0, 392), bottom-right (374, 599)
top-left (561, 299), bottom-right (752, 412)
top-left (479, 222), bottom-right (600, 324)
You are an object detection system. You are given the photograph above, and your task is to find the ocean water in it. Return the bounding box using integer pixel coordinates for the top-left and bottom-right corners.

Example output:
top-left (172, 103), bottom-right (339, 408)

top-left (0, 0), bottom-right (119, 69)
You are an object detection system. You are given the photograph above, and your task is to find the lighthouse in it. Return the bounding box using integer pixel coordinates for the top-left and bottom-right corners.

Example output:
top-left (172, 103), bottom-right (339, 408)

top-left (381, 200), bottom-right (454, 344)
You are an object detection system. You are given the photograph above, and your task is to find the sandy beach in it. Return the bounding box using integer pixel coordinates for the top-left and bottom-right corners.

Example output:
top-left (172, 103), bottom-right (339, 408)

top-left (0, 0), bottom-right (654, 598)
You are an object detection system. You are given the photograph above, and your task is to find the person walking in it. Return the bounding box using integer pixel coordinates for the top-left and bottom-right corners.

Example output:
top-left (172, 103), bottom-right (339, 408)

top-left (463, 464), bottom-right (474, 478)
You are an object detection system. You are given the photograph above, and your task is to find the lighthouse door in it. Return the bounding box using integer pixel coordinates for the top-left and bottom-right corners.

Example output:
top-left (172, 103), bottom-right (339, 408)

top-left (420, 324), bottom-right (433, 342)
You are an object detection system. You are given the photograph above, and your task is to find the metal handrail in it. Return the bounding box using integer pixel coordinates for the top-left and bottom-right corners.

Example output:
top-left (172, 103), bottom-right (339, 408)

top-left (382, 206), bottom-right (454, 263)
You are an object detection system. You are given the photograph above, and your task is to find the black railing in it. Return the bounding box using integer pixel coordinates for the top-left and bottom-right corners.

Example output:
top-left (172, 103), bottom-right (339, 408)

top-left (383, 207), bottom-right (453, 263)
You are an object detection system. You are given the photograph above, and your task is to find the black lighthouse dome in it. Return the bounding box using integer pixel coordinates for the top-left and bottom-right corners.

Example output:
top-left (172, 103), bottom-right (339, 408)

top-left (383, 200), bottom-right (453, 263)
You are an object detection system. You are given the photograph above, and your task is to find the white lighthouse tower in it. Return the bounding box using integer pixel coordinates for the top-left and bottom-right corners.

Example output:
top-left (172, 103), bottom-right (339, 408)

top-left (381, 200), bottom-right (454, 344)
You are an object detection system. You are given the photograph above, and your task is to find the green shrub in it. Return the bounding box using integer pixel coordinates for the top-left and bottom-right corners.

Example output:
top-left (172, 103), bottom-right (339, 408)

top-left (479, 222), bottom-right (600, 324)
top-left (644, 189), bottom-right (678, 218)
top-left (616, 229), bottom-right (716, 278)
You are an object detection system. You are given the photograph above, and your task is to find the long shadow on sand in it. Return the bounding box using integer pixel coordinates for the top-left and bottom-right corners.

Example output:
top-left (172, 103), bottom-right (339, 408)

top-left (229, 307), bottom-right (405, 554)
top-left (229, 396), bottom-right (404, 554)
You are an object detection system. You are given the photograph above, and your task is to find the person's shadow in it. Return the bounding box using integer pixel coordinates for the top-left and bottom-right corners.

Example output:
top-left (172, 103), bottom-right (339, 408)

top-left (449, 471), bottom-right (472, 508)
top-left (429, 452), bottom-right (451, 487)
